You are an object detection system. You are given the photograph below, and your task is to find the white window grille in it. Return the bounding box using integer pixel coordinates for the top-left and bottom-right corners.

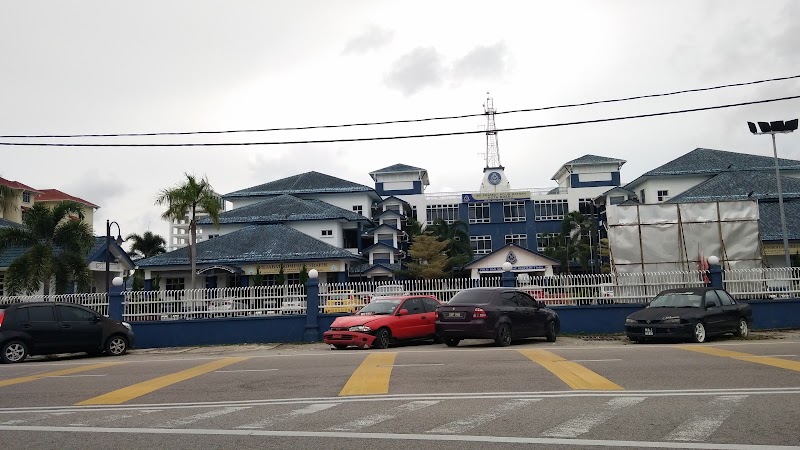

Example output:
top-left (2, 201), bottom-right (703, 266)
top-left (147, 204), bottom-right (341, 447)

top-left (503, 201), bottom-right (526, 222)
top-left (470, 235), bottom-right (492, 254)
top-left (469, 203), bottom-right (490, 224)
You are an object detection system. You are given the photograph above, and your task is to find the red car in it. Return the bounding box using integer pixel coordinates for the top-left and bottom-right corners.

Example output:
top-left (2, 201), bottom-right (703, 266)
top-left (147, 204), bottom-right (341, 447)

top-left (323, 295), bottom-right (441, 349)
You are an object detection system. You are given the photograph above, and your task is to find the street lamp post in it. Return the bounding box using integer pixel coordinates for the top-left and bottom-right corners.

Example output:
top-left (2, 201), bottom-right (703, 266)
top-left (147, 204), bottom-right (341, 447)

top-left (747, 119), bottom-right (799, 268)
top-left (106, 220), bottom-right (124, 296)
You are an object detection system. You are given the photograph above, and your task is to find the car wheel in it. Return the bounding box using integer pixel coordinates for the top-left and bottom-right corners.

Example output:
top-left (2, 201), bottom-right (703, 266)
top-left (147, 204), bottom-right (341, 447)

top-left (432, 334), bottom-right (443, 344)
top-left (691, 322), bottom-right (706, 343)
top-left (444, 338), bottom-right (460, 347)
top-left (1, 340), bottom-right (28, 364)
top-left (545, 321), bottom-right (557, 342)
top-left (372, 328), bottom-right (391, 349)
top-left (495, 323), bottom-right (512, 347)
top-left (736, 318), bottom-right (749, 337)
top-left (105, 335), bottom-right (129, 356)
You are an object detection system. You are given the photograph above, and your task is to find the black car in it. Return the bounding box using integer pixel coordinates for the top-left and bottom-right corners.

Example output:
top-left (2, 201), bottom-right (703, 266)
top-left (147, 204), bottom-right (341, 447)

top-left (435, 288), bottom-right (560, 347)
top-left (0, 302), bottom-right (135, 364)
top-left (625, 287), bottom-right (752, 343)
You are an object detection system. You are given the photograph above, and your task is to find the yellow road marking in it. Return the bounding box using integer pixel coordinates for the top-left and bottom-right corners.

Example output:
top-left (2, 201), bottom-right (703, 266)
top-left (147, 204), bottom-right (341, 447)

top-left (677, 345), bottom-right (800, 372)
top-left (75, 357), bottom-right (249, 405)
top-left (339, 352), bottom-right (396, 396)
top-left (518, 349), bottom-right (623, 390)
top-left (0, 362), bottom-right (122, 388)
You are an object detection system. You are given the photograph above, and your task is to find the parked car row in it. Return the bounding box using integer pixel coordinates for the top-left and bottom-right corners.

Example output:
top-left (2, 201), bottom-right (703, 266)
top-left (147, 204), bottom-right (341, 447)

top-left (323, 286), bottom-right (754, 350)
top-left (323, 287), bottom-right (561, 349)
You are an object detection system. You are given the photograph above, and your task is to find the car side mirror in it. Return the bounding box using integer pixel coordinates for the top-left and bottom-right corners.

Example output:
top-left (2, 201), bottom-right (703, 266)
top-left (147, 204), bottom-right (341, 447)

top-left (536, 301), bottom-right (545, 309)
top-left (397, 309), bottom-right (409, 316)
top-left (92, 315), bottom-right (102, 323)
top-left (706, 302), bottom-right (718, 308)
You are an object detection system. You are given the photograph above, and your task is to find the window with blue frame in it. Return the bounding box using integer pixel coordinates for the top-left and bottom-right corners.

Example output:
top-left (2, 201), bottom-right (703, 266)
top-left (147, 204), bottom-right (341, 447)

top-left (503, 201), bottom-right (526, 222)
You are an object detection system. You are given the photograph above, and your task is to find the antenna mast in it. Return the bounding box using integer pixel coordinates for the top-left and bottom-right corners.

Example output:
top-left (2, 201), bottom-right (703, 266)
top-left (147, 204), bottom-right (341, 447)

top-left (484, 93), bottom-right (501, 169)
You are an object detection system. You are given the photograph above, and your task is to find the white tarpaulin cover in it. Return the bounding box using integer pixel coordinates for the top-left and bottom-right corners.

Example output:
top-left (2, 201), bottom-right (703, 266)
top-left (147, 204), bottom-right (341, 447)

top-left (606, 200), bottom-right (762, 273)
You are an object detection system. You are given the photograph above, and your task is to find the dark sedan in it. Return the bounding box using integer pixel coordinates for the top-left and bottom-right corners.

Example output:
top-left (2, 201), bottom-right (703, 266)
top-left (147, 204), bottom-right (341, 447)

top-left (625, 287), bottom-right (752, 343)
top-left (435, 288), bottom-right (560, 347)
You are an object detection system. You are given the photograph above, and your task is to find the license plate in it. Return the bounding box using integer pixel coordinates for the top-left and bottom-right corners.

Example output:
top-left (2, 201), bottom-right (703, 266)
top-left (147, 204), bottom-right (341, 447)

top-left (446, 311), bottom-right (465, 318)
top-left (644, 328), bottom-right (654, 336)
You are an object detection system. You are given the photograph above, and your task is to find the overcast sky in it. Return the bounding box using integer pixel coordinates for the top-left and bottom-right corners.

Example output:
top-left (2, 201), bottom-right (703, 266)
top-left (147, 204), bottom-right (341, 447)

top-left (1, 0), bottom-right (799, 245)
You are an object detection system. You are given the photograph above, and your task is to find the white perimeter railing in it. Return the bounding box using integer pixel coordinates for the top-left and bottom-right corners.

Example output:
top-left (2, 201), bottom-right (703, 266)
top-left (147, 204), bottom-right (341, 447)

top-left (3, 268), bottom-right (798, 322)
top-left (0, 293), bottom-right (110, 316)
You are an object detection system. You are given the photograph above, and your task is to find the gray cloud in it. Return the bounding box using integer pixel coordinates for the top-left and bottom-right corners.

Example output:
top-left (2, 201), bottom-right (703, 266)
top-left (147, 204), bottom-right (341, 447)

top-left (342, 26), bottom-right (394, 55)
top-left (451, 42), bottom-right (509, 81)
top-left (384, 47), bottom-right (445, 96)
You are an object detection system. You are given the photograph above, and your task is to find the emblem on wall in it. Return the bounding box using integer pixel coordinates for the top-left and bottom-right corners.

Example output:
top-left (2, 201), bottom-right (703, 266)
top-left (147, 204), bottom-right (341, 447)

top-left (488, 171), bottom-right (502, 185)
top-left (506, 251), bottom-right (517, 264)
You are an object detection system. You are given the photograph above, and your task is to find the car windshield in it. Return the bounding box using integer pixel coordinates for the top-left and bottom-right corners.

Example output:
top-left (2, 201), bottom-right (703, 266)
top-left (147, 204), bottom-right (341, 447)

top-left (448, 290), bottom-right (492, 305)
top-left (358, 299), bottom-right (401, 315)
top-left (649, 292), bottom-right (702, 308)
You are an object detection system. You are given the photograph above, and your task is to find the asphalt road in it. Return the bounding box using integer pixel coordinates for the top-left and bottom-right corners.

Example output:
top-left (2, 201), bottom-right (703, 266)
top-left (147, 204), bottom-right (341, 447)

top-left (1, 332), bottom-right (799, 449)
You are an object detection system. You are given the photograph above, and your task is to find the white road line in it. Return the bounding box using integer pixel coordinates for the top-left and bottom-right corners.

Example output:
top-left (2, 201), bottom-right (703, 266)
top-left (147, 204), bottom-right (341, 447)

top-left (238, 403), bottom-right (338, 429)
top-left (157, 407), bottom-right (251, 428)
top-left (328, 400), bottom-right (439, 431)
top-left (69, 410), bottom-right (160, 426)
top-left (427, 398), bottom-right (538, 434)
top-left (215, 369), bottom-right (279, 373)
top-left (2, 388), bottom-right (799, 414)
top-left (542, 396), bottom-right (647, 438)
top-left (0, 425), bottom-right (796, 449)
top-left (0, 412), bottom-right (73, 425)
top-left (666, 395), bottom-right (747, 442)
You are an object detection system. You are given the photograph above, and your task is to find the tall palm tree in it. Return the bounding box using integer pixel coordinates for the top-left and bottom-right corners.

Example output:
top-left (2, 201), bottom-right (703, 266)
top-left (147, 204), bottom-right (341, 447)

top-left (156, 174), bottom-right (221, 288)
top-left (0, 201), bottom-right (94, 295)
top-left (545, 211), bottom-right (592, 274)
top-left (125, 231), bottom-right (167, 259)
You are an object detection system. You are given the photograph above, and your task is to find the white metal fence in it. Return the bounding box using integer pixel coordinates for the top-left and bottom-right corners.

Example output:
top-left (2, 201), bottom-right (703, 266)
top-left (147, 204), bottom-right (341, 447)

top-left (4, 268), bottom-right (797, 323)
top-left (0, 293), bottom-right (110, 316)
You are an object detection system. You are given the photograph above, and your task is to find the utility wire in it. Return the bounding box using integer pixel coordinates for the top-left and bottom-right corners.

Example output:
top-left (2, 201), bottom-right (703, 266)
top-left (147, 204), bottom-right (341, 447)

top-left (0, 95), bottom-right (797, 147)
top-left (1, 74), bottom-right (799, 139)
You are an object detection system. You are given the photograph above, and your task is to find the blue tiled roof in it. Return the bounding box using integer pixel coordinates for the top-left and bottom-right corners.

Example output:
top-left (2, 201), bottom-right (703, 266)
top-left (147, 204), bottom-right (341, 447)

top-left (365, 223), bottom-right (403, 234)
top-left (223, 171), bottom-right (375, 198)
top-left (349, 262), bottom-right (403, 274)
top-left (642, 148), bottom-right (800, 177)
top-left (667, 171), bottom-right (800, 203)
top-left (0, 218), bottom-right (22, 229)
top-left (370, 164), bottom-right (425, 174)
top-left (564, 155), bottom-right (626, 166)
top-left (374, 210), bottom-right (405, 219)
top-left (759, 201), bottom-right (800, 241)
top-left (136, 224), bottom-right (362, 267)
top-left (363, 242), bottom-right (400, 253)
top-left (197, 194), bottom-right (370, 225)
top-left (0, 244), bottom-right (27, 267)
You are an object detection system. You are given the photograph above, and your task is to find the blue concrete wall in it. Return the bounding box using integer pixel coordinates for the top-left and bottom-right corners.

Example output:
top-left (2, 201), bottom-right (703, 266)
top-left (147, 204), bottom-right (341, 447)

top-left (128, 300), bottom-right (800, 348)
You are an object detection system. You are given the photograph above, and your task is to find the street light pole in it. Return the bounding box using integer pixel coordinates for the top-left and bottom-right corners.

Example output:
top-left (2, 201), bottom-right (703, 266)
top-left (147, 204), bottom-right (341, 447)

top-left (106, 220), bottom-right (123, 296)
top-left (747, 119), bottom-right (798, 268)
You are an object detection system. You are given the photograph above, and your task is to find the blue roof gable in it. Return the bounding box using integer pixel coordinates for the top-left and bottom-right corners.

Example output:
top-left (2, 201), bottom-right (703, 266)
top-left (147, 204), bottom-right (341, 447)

top-left (365, 223), bottom-right (403, 235)
top-left (667, 171), bottom-right (800, 203)
top-left (136, 224), bottom-right (362, 267)
top-left (370, 164), bottom-right (425, 174)
top-left (564, 155), bottom-right (626, 166)
top-left (363, 242), bottom-right (400, 253)
top-left (643, 148), bottom-right (800, 177)
top-left (198, 194), bottom-right (370, 225)
top-left (223, 171), bottom-right (376, 198)
top-left (464, 243), bottom-right (560, 269)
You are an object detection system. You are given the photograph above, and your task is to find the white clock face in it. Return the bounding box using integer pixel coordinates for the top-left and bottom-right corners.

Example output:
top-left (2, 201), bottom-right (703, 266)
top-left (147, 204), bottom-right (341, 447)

top-left (488, 172), bottom-right (502, 185)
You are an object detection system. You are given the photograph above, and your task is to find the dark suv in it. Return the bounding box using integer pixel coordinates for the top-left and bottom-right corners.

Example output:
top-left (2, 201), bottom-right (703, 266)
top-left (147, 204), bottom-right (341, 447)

top-left (0, 302), bottom-right (135, 364)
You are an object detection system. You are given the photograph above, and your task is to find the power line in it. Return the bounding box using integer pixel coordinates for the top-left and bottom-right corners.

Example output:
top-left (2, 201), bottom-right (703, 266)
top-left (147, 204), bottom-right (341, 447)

top-left (1, 74), bottom-right (799, 139)
top-left (1, 95), bottom-right (797, 148)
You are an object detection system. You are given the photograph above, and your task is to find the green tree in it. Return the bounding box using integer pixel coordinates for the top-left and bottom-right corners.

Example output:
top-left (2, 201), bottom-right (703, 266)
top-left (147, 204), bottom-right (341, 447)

top-left (425, 219), bottom-right (472, 270)
top-left (156, 174), bottom-right (221, 288)
top-left (0, 201), bottom-right (94, 295)
top-left (406, 234), bottom-right (450, 279)
top-left (126, 231), bottom-right (167, 259)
